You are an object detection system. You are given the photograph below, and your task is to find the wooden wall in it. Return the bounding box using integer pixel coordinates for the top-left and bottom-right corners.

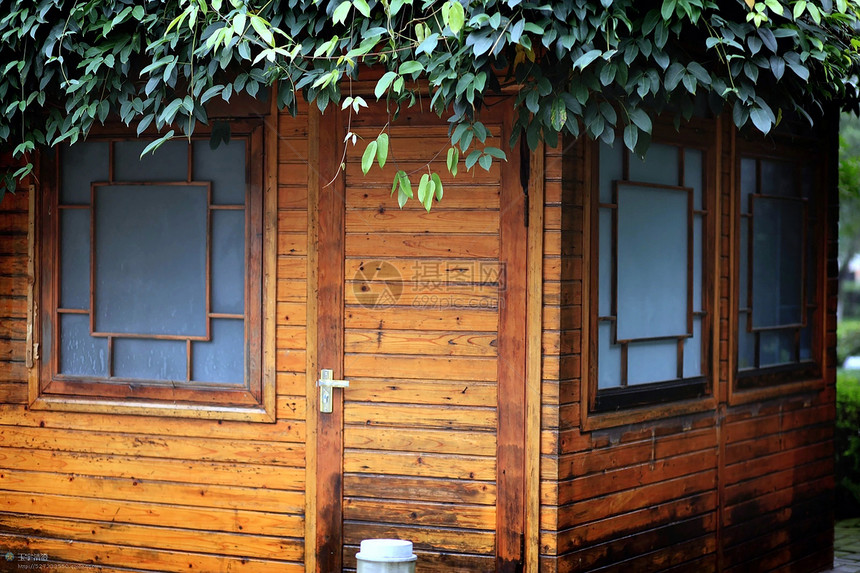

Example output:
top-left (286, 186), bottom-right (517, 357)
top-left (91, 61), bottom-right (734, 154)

top-left (0, 104), bottom-right (838, 572)
top-left (538, 123), bottom-right (837, 572)
top-left (0, 108), bottom-right (310, 571)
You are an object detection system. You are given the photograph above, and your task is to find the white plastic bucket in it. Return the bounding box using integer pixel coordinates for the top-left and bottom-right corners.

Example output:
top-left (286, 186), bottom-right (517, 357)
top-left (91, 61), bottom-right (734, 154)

top-left (355, 539), bottom-right (417, 573)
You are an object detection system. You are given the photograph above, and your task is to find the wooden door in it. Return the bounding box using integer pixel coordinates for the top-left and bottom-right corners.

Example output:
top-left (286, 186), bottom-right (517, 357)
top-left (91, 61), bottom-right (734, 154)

top-left (308, 105), bottom-right (527, 572)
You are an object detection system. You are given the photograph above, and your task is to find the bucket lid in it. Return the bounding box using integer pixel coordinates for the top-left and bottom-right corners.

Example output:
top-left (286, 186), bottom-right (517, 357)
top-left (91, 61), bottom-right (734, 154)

top-left (356, 539), bottom-right (417, 563)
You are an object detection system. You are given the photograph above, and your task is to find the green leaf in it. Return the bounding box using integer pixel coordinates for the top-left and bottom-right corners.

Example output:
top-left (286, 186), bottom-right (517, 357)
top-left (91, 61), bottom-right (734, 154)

top-left (132, 5), bottom-right (145, 20)
top-left (250, 15), bottom-right (274, 46)
top-left (353, 0), bottom-right (371, 17)
top-left (623, 124), bottom-right (638, 150)
top-left (793, 0), bottom-right (807, 19)
top-left (375, 71), bottom-right (398, 99)
top-left (664, 62), bottom-right (685, 91)
top-left (478, 153), bottom-right (492, 170)
top-left (629, 107), bottom-right (652, 133)
top-left (750, 106), bottom-right (772, 133)
top-left (333, 1), bottom-right (351, 24)
top-left (399, 60), bottom-right (424, 75)
top-left (376, 133), bottom-right (389, 168)
top-left (140, 130), bottom-right (174, 157)
top-left (661, 0), bottom-right (676, 20)
top-left (431, 173), bottom-right (443, 201)
top-left (447, 147), bottom-right (459, 176)
top-left (233, 12), bottom-right (247, 35)
top-left (574, 49), bottom-right (602, 71)
top-left (361, 140), bottom-right (377, 174)
top-left (201, 85), bottom-right (223, 104)
top-left (550, 98), bottom-right (567, 131)
top-left (765, 0), bottom-right (784, 15)
top-left (448, 0), bottom-right (465, 34)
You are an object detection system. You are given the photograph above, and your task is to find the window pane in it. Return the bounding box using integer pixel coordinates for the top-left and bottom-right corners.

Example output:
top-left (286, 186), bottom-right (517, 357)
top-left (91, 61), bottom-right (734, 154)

top-left (94, 185), bottom-right (207, 336)
top-left (114, 140), bottom-right (188, 181)
top-left (59, 314), bottom-right (107, 377)
top-left (617, 186), bottom-right (688, 340)
top-left (751, 197), bottom-right (804, 328)
top-left (598, 142), bottom-right (623, 204)
top-left (193, 140), bottom-right (246, 205)
top-left (683, 317), bottom-right (703, 378)
top-left (211, 210), bottom-right (245, 315)
top-left (761, 159), bottom-right (797, 197)
top-left (598, 208), bottom-right (612, 317)
top-left (693, 215), bottom-right (702, 313)
top-left (737, 314), bottom-right (755, 370)
top-left (598, 322), bottom-right (621, 389)
top-left (740, 158), bottom-right (756, 215)
top-left (739, 218), bottom-right (749, 309)
top-left (61, 142), bottom-right (108, 205)
top-left (629, 144), bottom-right (678, 186)
top-left (684, 149), bottom-right (703, 210)
top-left (114, 338), bottom-right (186, 381)
top-left (628, 339), bottom-right (677, 385)
top-left (192, 319), bottom-right (244, 384)
top-left (60, 209), bottom-right (90, 310)
top-left (760, 330), bottom-right (796, 367)
top-left (800, 325), bottom-right (812, 361)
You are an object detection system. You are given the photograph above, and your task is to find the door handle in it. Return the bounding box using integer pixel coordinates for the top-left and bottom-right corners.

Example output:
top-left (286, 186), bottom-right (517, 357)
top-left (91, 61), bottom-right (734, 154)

top-left (317, 369), bottom-right (349, 414)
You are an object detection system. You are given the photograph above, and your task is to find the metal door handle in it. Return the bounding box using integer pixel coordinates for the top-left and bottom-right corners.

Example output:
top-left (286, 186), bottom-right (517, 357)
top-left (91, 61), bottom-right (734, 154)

top-left (317, 369), bottom-right (349, 413)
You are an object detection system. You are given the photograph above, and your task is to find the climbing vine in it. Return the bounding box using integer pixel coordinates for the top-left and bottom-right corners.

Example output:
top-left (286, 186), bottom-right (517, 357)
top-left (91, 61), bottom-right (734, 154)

top-left (0, 0), bottom-right (859, 206)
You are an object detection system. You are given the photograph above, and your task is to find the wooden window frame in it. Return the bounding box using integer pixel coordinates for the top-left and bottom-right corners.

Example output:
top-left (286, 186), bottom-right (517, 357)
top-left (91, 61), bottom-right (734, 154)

top-left (729, 132), bottom-right (827, 403)
top-left (582, 118), bottom-right (718, 430)
top-left (29, 119), bottom-right (276, 421)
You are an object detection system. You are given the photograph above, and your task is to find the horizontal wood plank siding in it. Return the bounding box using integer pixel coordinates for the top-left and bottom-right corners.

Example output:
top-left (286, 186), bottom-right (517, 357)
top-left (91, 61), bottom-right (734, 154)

top-left (0, 109), bottom-right (309, 570)
top-left (541, 117), bottom-right (835, 572)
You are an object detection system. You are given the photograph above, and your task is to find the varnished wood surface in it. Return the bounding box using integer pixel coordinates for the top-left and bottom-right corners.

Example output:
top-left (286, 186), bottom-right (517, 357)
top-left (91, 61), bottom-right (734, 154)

top-left (0, 110), bottom-right (311, 569)
top-left (0, 107), bottom-right (840, 572)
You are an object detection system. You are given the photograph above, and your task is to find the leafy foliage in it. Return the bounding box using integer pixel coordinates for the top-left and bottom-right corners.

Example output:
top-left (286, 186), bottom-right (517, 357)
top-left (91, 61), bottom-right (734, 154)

top-left (837, 368), bottom-right (860, 517)
top-left (1, 0), bottom-right (860, 207)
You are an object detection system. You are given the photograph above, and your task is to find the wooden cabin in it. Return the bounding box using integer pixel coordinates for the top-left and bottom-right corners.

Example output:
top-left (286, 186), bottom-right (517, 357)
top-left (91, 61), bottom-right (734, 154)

top-left (0, 94), bottom-right (837, 572)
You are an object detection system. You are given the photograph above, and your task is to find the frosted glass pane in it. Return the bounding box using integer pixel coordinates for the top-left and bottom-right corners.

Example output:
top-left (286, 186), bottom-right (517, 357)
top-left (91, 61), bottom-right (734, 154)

top-left (761, 159), bottom-right (797, 197)
top-left (684, 149), bottom-right (703, 210)
top-left (114, 338), bottom-right (186, 381)
top-left (737, 314), bottom-right (755, 370)
top-left (800, 325), bottom-right (812, 361)
top-left (617, 186), bottom-right (688, 340)
top-left (598, 322), bottom-right (621, 389)
top-left (61, 141), bottom-right (108, 204)
top-left (598, 208), bottom-right (613, 317)
top-left (598, 142), bottom-right (623, 203)
top-left (94, 185), bottom-right (207, 336)
top-left (752, 197), bottom-right (803, 328)
top-left (760, 330), bottom-right (796, 367)
top-left (739, 219), bottom-right (749, 309)
top-left (683, 317), bottom-right (702, 378)
top-left (629, 144), bottom-right (678, 186)
top-left (693, 215), bottom-right (702, 312)
top-left (628, 339), bottom-right (677, 385)
top-left (59, 314), bottom-right (107, 377)
top-left (740, 158), bottom-right (756, 215)
top-left (114, 140), bottom-right (188, 181)
top-left (60, 209), bottom-right (90, 309)
top-left (192, 319), bottom-right (244, 384)
top-left (193, 140), bottom-right (246, 205)
top-left (211, 210), bottom-right (245, 315)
